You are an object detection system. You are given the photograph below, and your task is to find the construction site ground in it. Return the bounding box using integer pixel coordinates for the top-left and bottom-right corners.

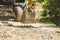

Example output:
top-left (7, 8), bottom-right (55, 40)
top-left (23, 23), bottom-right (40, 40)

top-left (0, 4), bottom-right (59, 40)
top-left (0, 14), bottom-right (59, 40)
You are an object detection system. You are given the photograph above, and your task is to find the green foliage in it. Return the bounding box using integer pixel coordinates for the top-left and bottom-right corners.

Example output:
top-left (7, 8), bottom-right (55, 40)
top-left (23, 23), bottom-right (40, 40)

top-left (42, 0), bottom-right (60, 26)
top-left (42, 0), bottom-right (60, 17)
top-left (37, 0), bottom-right (44, 3)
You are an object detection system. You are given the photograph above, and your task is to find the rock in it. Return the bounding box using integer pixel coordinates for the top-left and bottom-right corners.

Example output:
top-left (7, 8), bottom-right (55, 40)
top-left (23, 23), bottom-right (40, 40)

top-left (56, 31), bottom-right (60, 33)
top-left (8, 21), bottom-right (23, 26)
top-left (0, 22), bottom-right (4, 26)
top-left (30, 23), bottom-right (41, 27)
top-left (9, 19), bottom-right (15, 21)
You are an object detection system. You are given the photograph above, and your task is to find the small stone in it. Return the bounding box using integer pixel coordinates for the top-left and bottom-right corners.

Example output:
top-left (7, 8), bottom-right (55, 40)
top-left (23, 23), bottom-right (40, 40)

top-left (56, 31), bottom-right (60, 33)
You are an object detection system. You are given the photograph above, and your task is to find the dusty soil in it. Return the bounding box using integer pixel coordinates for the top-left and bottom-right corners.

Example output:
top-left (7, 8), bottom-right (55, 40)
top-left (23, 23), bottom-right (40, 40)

top-left (0, 16), bottom-right (59, 40)
top-left (0, 20), bottom-right (60, 40)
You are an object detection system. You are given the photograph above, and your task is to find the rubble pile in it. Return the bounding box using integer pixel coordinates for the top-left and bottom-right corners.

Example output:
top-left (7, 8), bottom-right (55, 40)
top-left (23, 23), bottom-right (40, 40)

top-left (0, 25), bottom-right (59, 40)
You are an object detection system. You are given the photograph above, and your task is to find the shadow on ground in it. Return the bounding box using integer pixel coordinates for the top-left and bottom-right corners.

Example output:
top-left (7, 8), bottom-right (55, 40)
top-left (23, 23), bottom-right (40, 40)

top-left (39, 17), bottom-right (52, 23)
top-left (0, 16), bottom-right (15, 21)
top-left (39, 17), bottom-right (60, 27)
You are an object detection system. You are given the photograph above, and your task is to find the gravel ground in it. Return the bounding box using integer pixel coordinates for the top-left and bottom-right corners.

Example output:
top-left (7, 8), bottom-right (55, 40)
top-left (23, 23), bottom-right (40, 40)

top-left (0, 23), bottom-right (60, 40)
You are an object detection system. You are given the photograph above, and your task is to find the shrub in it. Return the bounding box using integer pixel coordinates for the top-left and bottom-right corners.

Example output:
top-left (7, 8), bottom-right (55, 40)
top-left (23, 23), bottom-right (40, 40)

top-left (42, 0), bottom-right (60, 18)
top-left (37, 0), bottom-right (44, 3)
top-left (42, 0), bottom-right (60, 26)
